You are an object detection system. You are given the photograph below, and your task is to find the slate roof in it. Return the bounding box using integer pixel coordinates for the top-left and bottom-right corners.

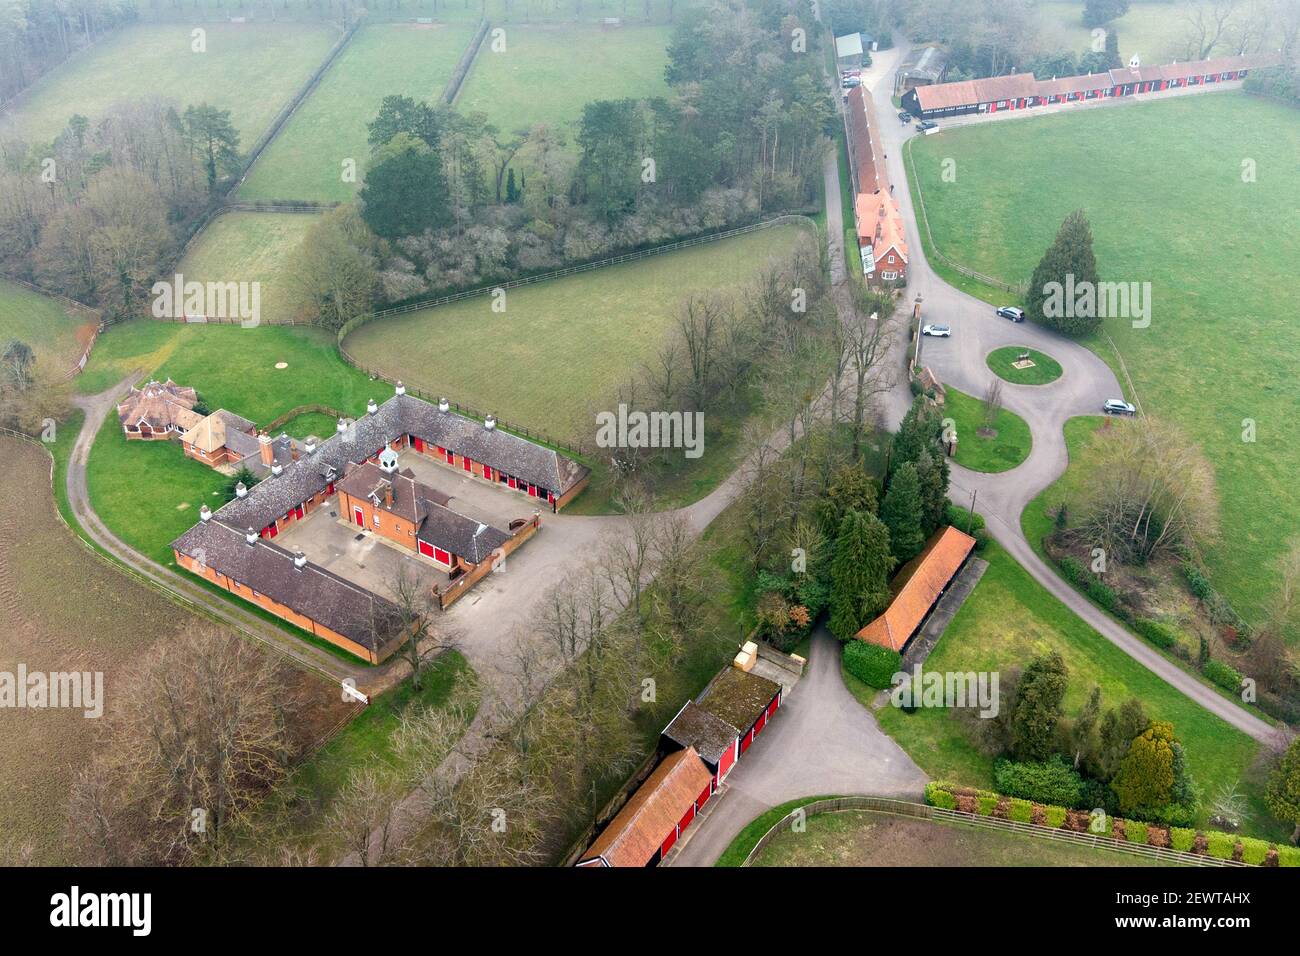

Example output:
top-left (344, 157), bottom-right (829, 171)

top-left (579, 748), bottom-right (712, 867)
top-left (1036, 73), bottom-right (1111, 97)
top-left (336, 462), bottom-right (449, 524)
top-left (856, 525), bottom-right (975, 652)
top-left (396, 394), bottom-right (587, 495)
top-left (172, 520), bottom-right (407, 654)
top-left (661, 700), bottom-right (740, 768)
top-left (417, 505), bottom-right (510, 565)
top-left (695, 667), bottom-right (781, 735)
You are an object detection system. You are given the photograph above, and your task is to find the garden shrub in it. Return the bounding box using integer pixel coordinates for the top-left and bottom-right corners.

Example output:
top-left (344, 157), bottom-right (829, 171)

top-left (1086, 576), bottom-right (1118, 612)
top-left (945, 504), bottom-right (984, 532)
top-left (1203, 659), bottom-right (1242, 694)
top-left (1205, 832), bottom-right (1236, 861)
top-left (1044, 805), bottom-right (1067, 829)
top-left (843, 641), bottom-right (902, 690)
top-left (1183, 563), bottom-right (1213, 600)
top-left (925, 782), bottom-right (957, 810)
top-left (1008, 798), bottom-right (1032, 824)
top-left (1123, 820), bottom-right (1148, 845)
top-left (1276, 845), bottom-right (1300, 868)
top-left (993, 758), bottom-right (1083, 807)
top-left (1057, 556), bottom-right (1086, 586)
top-left (976, 794), bottom-right (997, 816)
top-left (1170, 827), bottom-right (1196, 853)
top-left (1239, 837), bottom-right (1269, 866)
top-left (1133, 618), bottom-right (1178, 650)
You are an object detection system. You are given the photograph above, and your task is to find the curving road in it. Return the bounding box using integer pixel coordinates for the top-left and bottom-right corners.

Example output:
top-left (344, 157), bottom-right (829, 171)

top-left (864, 47), bottom-right (1273, 744)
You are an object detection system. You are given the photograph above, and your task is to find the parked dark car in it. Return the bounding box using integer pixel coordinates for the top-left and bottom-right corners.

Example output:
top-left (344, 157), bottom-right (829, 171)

top-left (916, 120), bottom-right (938, 131)
top-left (996, 306), bottom-right (1025, 322)
top-left (898, 110), bottom-right (912, 123)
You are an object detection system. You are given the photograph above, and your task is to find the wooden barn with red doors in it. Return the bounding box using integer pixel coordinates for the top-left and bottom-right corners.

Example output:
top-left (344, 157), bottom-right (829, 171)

top-left (574, 747), bottom-right (713, 867)
top-left (694, 667), bottom-right (783, 759)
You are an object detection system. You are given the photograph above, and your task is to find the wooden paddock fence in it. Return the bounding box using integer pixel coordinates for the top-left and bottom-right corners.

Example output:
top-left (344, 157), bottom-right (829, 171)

top-left (740, 796), bottom-right (1245, 867)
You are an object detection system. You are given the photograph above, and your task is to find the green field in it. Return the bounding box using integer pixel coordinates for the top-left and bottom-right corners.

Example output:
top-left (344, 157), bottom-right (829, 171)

top-left (344, 223), bottom-right (812, 443)
top-left (750, 809), bottom-right (1168, 867)
top-left (174, 211), bottom-right (319, 325)
top-left (1, 23), bottom-right (337, 147)
top-left (239, 23), bottom-right (478, 201)
top-left (910, 92), bottom-right (1300, 622)
top-left (0, 279), bottom-right (93, 376)
top-left (1035, 1), bottom-right (1234, 63)
top-left (1022, 415), bottom-right (1116, 550)
top-left (875, 542), bottom-right (1278, 837)
top-left (456, 24), bottom-right (671, 143)
top-left (987, 345), bottom-right (1063, 385)
top-left (943, 387), bottom-right (1033, 473)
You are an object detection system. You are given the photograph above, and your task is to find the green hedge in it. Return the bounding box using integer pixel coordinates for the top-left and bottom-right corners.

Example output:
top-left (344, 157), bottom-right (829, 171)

top-left (843, 641), bottom-right (902, 690)
top-left (1134, 618), bottom-right (1179, 650)
top-left (1009, 798), bottom-right (1032, 824)
top-left (1203, 659), bottom-right (1243, 694)
top-left (976, 794), bottom-right (997, 816)
top-left (1206, 832), bottom-right (1237, 861)
top-left (993, 758), bottom-right (1083, 807)
top-left (1240, 837), bottom-right (1270, 866)
top-left (1170, 827), bottom-right (1196, 853)
top-left (1044, 805), bottom-right (1067, 828)
top-left (1124, 820), bottom-right (1148, 845)
top-left (1277, 845), bottom-right (1300, 868)
top-left (925, 781), bottom-right (957, 810)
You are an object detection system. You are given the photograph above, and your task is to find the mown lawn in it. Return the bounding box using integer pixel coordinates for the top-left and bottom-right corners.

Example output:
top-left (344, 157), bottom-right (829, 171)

top-left (239, 22), bottom-right (478, 202)
top-left (0, 279), bottom-right (93, 375)
top-left (875, 542), bottom-right (1273, 835)
top-left (987, 345), bottom-right (1063, 386)
top-left (1022, 414), bottom-right (1116, 551)
top-left (456, 24), bottom-right (671, 146)
top-left (1, 22), bottom-right (337, 146)
top-left (943, 387), bottom-right (1032, 473)
top-left (343, 222), bottom-right (812, 444)
top-left (173, 212), bottom-right (319, 325)
top-left (750, 809), bottom-right (1170, 866)
top-left (77, 320), bottom-right (375, 420)
top-left (909, 92), bottom-right (1300, 621)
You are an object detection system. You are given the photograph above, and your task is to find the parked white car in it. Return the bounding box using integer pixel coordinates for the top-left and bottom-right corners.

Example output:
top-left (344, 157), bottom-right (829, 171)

top-left (921, 324), bottom-right (951, 337)
top-left (1102, 399), bottom-right (1137, 416)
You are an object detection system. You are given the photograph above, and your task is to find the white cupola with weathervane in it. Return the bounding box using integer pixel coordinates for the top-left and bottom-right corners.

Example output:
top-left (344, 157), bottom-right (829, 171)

top-left (378, 446), bottom-right (399, 474)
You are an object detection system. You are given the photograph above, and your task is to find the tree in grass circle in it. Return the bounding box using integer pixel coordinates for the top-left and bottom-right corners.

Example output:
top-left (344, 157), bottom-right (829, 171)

top-left (1025, 209), bottom-right (1102, 336)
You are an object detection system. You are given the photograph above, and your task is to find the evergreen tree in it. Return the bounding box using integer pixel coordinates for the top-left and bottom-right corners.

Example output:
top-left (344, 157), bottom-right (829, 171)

top-left (182, 104), bottom-right (240, 195)
top-left (1010, 651), bottom-right (1070, 762)
top-left (827, 509), bottom-right (895, 641)
top-left (505, 167), bottom-right (519, 203)
top-left (880, 462), bottom-right (926, 562)
top-left (1111, 720), bottom-right (1177, 814)
top-left (1266, 736), bottom-right (1300, 844)
top-left (890, 396), bottom-right (944, 478)
top-left (359, 134), bottom-right (453, 239)
top-left (915, 448), bottom-right (949, 536)
top-left (1069, 685), bottom-right (1103, 770)
top-left (1093, 697), bottom-right (1148, 781)
top-left (816, 464), bottom-right (878, 536)
top-left (1024, 210), bottom-right (1102, 335)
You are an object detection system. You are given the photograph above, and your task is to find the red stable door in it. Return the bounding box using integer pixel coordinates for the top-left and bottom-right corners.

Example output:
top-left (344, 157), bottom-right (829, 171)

top-left (353, 506), bottom-right (364, 527)
top-left (462, 456), bottom-right (473, 473)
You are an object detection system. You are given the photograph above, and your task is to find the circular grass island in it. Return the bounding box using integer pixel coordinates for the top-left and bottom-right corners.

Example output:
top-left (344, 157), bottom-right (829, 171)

top-left (986, 346), bottom-right (1063, 386)
top-left (942, 388), bottom-right (1032, 473)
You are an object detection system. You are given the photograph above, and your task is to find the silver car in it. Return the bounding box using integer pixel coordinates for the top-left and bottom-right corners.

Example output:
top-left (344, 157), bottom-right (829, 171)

top-left (1102, 399), bottom-right (1136, 416)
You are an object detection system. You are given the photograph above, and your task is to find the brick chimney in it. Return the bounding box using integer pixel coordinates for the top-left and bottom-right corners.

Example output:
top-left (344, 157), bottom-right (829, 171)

top-left (384, 483), bottom-right (393, 510)
top-left (258, 431), bottom-right (273, 468)
top-left (284, 433), bottom-right (298, 462)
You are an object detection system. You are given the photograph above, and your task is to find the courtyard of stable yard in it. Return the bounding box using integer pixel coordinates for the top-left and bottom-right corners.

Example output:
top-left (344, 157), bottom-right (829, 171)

top-left (0, 434), bottom-right (355, 864)
top-left (274, 448), bottom-right (539, 597)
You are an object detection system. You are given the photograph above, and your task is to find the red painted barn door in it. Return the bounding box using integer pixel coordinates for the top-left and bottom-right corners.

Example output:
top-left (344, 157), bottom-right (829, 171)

top-left (462, 456), bottom-right (473, 472)
top-left (353, 507), bottom-right (364, 527)
top-left (418, 540), bottom-right (435, 559)
top-left (413, 437), bottom-right (424, 452)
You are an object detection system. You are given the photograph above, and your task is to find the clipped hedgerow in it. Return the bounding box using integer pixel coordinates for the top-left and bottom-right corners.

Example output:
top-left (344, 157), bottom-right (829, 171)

top-left (1276, 845), bottom-right (1300, 868)
top-left (1206, 831), bottom-right (1237, 861)
top-left (843, 641), bottom-right (903, 690)
top-left (1044, 805), bottom-right (1068, 829)
top-left (1134, 618), bottom-right (1179, 650)
top-left (1170, 827), bottom-right (1197, 853)
top-left (976, 795), bottom-right (997, 817)
top-left (1009, 798), bottom-right (1033, 824)
top-left (1203, 659), bottom-right (1243, 694)
top-left (1124, 820), bottom-right (1149, 845)
top-left (925, 782), bottom-right (957, 810)
top-left (1239, 837), bottom-right (1270, 866)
